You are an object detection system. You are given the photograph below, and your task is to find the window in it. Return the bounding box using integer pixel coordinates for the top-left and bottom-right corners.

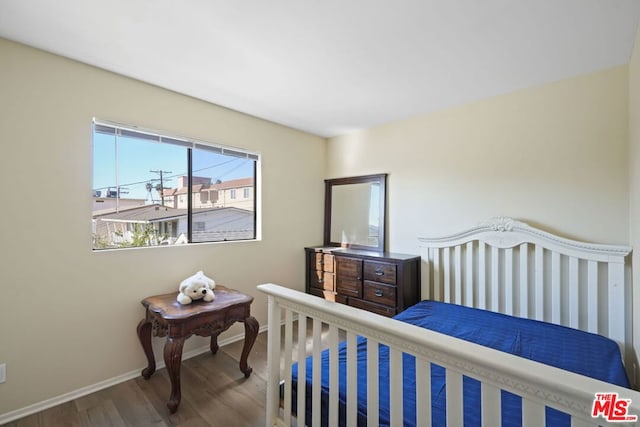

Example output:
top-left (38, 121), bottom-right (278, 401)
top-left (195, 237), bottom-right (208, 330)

top-left (244, 188), bottom-right (250, 199)
top-left (92, 120), bottom-right (259, 250)
top-left (230, 189), bottom-right (237, 199)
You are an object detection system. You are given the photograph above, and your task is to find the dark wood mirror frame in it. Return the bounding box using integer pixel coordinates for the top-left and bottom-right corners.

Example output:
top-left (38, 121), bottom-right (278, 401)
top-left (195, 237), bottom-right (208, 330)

top-left (324, 173), bottom-right (387, 252)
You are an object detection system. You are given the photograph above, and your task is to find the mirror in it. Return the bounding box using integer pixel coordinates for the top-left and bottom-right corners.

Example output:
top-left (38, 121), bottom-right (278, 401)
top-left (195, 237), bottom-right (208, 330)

top-left (324, 174), bottom-right (387, 252)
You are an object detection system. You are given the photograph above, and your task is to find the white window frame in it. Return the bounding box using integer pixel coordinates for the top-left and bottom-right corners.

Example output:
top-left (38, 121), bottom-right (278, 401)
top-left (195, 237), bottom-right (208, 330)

top-left (92, 118), bottom-right (262, 249)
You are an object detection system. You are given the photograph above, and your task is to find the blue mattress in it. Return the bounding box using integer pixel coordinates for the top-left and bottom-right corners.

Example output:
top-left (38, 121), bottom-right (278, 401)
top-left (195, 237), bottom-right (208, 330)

top-left (291, 300), bottom-right (629, 426)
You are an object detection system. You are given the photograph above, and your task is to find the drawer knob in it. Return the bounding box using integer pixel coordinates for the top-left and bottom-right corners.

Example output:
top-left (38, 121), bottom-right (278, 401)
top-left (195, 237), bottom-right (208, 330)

top-left (374, 290), bottom-right (384, 297)
top-left (375, 269), bottom-right (384, 276)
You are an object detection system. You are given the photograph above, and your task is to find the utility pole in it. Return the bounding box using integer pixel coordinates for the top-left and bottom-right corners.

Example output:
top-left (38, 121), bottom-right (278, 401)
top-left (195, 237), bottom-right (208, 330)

top-left (150, 170), bottom-right (172, 206)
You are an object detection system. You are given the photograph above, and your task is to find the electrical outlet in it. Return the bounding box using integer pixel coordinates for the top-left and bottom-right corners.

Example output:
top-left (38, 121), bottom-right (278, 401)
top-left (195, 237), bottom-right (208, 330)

top-left (0, 363), bottom-right (5, 384)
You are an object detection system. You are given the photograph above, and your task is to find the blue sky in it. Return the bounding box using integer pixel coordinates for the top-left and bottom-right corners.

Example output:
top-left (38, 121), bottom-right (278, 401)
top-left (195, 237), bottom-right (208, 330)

top-left (93, 132), bottom-right (255, 201)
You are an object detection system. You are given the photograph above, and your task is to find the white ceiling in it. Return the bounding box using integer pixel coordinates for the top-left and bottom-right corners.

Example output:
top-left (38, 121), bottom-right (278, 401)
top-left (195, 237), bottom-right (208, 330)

top-left (1, 1), bottom-right (639, 137)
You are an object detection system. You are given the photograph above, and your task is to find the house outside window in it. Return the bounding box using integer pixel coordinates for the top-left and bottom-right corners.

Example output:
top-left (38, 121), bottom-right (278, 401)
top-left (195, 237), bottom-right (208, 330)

top-left (244, 187), bottom-right (250, 199)
top-left (230, 189), bottom-right (236, 199)
top-left (92, 120), bottom-right (259, 250)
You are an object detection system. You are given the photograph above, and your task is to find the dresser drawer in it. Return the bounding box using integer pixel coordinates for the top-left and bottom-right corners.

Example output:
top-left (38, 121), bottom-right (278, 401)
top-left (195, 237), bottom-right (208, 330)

top-left (336, 256), bottom-right (362, 279)
top-left (306, 247), bottom-right (420, 317)
top-left (336, 277), bottom-right (362, 298)
top-left (310, 252), bottom-right (334, 273)
top-left (309, 271), bottom-right (335, 291)
top-left (363, 281), bottom-right (396, 307)
top-left (364, 261), bottom-right (397, 285)
top-left (348, 297), bottom-right (396, 317)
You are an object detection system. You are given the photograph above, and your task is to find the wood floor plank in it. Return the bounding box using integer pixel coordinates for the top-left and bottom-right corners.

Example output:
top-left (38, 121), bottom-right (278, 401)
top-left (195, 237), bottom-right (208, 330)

top-left (4, 334), bottom-right (266, 426)
top-left (4, 325), bottom-right (332, 427)
top-left (85, 399), bottom-right (127, 427)
top-left (182, 353), bottom-right (266, 426)
top-left (104, 380), bottom-right (168, 427)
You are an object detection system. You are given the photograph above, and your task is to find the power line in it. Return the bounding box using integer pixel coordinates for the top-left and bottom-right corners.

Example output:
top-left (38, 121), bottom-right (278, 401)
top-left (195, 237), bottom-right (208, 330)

top-left (94, 158), bottom-right (242, 193)
top-left (150, 170), bottom-right (171, 206)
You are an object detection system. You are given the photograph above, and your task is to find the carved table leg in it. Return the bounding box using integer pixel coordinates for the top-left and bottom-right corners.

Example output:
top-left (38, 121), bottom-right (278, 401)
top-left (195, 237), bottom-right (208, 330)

top-left (239, 316), bottom-right (259, 378)
top-left (164, 336), bottom-right (186, 413)
top-left (136, 318), bottom-right (156, 379)
top-left (210, 332), bottom-right (220, 355)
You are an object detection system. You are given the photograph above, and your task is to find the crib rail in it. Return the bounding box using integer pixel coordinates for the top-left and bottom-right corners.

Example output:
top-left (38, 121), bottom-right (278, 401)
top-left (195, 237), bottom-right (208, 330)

top-left (259, 283), bottom-right (640, 427)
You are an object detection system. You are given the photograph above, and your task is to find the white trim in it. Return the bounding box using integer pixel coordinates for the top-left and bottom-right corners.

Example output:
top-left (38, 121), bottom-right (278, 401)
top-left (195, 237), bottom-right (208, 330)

top-left (0, 324), bottom-right (268, 425)
top-left (93, 118), bottom-right (261, 158)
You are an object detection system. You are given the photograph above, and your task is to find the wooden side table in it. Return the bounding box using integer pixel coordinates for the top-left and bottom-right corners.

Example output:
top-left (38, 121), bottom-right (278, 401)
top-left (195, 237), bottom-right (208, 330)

top-left (136, 286), bottom-right (259, 413)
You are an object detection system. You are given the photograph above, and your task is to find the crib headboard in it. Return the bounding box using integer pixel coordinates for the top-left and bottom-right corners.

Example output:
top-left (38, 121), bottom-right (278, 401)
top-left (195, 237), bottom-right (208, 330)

top-left (418, 217), bottom-right (634, 382)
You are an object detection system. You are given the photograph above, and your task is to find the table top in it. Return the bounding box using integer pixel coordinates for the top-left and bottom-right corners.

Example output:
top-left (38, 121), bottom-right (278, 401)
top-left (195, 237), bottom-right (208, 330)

top-left (141, 286), bottom-right (254, 320)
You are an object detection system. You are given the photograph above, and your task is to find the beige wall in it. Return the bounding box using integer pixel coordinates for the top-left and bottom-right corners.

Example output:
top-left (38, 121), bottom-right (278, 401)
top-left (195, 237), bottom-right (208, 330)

top-left (629, 23), bottom-right (640, 387)
top-left (328, 66), bottom-right (630, 254)
top-left (0, 38), bottom-right (326, 416)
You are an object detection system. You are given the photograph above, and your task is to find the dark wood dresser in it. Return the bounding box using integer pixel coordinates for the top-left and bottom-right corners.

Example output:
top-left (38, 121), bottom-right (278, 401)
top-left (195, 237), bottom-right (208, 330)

top-left (305, 247), bottom-right (421, 317)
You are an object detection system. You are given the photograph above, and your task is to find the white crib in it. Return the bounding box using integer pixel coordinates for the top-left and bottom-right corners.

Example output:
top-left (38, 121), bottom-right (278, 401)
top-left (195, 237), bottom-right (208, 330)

top-left (260, 218), bottom-right (639, 426)
top-left (419, 217), bottom-right (634, 378)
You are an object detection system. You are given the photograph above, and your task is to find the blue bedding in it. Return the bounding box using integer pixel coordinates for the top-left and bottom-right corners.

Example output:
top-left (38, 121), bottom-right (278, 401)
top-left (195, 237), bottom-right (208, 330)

top-left (291, 300), bottom-right (629, 426)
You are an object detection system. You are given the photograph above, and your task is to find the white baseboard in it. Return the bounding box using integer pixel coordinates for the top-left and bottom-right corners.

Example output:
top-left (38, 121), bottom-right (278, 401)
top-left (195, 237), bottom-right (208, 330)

top-left (0, 324), bottom-right (268, 426)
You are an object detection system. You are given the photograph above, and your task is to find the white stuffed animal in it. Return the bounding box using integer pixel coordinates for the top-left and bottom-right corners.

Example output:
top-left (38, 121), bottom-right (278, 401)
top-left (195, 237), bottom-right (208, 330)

top-left (177, 270), bottom-right (216, 305)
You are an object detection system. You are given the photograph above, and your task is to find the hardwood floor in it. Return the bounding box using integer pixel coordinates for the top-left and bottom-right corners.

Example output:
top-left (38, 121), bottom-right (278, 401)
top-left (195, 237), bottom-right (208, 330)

top-left (6, 320), bottom-right (335, 427)
top-left (6, 331), bottom-right (271, 427)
